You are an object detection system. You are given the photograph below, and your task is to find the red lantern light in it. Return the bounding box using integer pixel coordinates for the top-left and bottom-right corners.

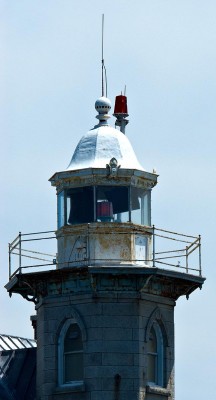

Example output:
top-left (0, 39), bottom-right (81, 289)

top-left (114, 95), bottom-right (128, 114)
top-left (97, 201), bottom-right (113, 221)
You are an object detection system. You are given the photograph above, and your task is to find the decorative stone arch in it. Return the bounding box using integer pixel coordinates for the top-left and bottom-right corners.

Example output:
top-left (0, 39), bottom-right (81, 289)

top-left (144, 306), bottom-right (169, 347)
top-left (56, 307), bottom-right (87, 343)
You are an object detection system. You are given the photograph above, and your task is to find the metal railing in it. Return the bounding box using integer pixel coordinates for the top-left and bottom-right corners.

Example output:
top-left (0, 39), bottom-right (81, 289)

top-left (153, 226), bottom-right (202, 276)
top-left (8, 230), bottom-right (57, 279)
top-left (8, 226), bottom-right (202, 279)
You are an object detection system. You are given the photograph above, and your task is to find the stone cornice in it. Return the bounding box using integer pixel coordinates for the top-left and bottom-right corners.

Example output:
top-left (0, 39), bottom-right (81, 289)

top-left (5, 265), bottom-right (205, 305)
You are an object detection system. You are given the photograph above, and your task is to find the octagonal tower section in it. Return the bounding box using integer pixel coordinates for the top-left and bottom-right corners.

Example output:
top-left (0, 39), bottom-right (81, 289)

top-left (50, 96), bottom-right (158, 270)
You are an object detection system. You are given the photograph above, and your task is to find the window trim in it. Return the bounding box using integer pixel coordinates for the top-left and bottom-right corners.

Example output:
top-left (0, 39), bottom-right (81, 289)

top-left (147, 321), bottom-right (164, 387)
top-left (58, 318), bottom-right (84, 388)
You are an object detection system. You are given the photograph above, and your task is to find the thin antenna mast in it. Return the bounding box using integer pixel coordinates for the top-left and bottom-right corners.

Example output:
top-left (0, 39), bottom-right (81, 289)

top-left (102, 14), bottom-right (105, 97)
top-left (101, 14), bottom-right (108, 97)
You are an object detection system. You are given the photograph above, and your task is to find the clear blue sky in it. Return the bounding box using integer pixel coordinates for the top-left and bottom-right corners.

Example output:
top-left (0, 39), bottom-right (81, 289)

top-left (1, 1), bottom-right (215, 399)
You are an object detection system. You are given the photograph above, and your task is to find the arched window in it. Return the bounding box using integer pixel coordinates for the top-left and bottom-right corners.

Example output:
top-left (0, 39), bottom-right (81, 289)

top-left (147, 322), bottom-right (164, 387)
top-left (58, 319), bottom-right (84, 386)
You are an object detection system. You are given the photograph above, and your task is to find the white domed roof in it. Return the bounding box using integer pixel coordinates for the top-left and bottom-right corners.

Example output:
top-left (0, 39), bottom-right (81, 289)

top-left (67, 125), bottom-right (144, 171)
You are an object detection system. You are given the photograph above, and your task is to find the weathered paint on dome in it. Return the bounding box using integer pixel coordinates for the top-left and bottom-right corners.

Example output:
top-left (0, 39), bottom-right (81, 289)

top-left (67, 125), bottom-right (144, 171)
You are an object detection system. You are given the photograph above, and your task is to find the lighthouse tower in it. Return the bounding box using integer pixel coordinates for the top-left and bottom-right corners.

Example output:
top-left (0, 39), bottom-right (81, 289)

top-left (6, 93), bottom-right (205, 400)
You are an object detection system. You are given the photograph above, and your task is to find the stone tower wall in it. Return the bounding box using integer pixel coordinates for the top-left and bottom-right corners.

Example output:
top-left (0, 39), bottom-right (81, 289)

top-left (36, 287), bottom-right (174, 400)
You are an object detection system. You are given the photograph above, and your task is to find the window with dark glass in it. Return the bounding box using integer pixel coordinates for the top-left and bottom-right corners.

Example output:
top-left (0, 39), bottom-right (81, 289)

top-left (67, 187), bottom-right (94, 225)
top-left (63, 323), bottom-right (83, 384)
top-left (131, 187), bottom-right (151, 226)
top-left (147, 323), bottom-right (164, 386)
top-left (57, 185), bottom-right (151, 228)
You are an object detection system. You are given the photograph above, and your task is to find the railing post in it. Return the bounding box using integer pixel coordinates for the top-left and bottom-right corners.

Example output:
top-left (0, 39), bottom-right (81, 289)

top-left (93, 186), bottom-right (97, 222)
top-left (129, 186), bottom-right (132, 223)
top-left (87, 225), bottom-right (90, 266)
top-left (199, 235), bottom-right (202, 276)
top-left (19, 231), bottom-right (22, 272)
top-left (8, 243), bottom-right (11, 279)
top-left (153, 225), bottom-right (156, 267)
top-left (186, 246), bottom-right (188, 273)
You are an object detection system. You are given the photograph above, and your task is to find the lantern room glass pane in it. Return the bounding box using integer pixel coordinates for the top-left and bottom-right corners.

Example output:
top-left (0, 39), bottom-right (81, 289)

top-left (96, 186), bottom-right (129, 223)
top-left (67, 187), bottom-right (94, 224)
top-left (57, 191), bottom-right (65, 229)
top-left (57, 185), bottom-right (151, 227)
top-left (131, 187), bottom-right (151, 226)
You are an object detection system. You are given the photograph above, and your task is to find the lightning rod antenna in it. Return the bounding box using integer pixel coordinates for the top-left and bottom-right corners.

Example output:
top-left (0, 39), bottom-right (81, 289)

top-left (102, 14), bottom-right (104, 97)
top-left (101, 14), bottom-right (108, 97)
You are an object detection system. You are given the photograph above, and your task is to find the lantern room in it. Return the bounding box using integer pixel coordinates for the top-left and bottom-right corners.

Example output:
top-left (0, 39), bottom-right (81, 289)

top-left (57, 184), bottom-right (151, 227)
top-left (49, 96), bottom-right (158, 268)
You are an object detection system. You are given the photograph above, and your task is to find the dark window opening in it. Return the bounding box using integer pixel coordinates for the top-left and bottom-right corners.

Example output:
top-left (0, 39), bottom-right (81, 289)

top-left (64, 323), bottom-right (83, 383)
top-left (67, 187), bottom-right (94, 224)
